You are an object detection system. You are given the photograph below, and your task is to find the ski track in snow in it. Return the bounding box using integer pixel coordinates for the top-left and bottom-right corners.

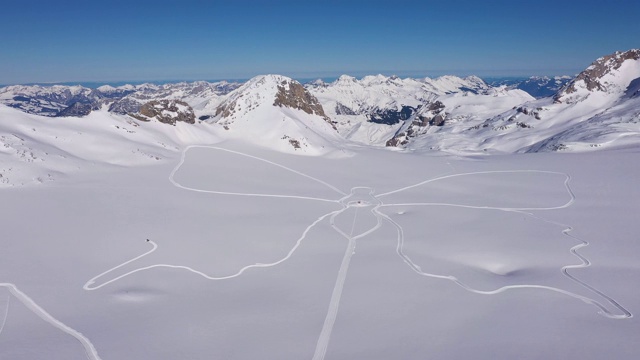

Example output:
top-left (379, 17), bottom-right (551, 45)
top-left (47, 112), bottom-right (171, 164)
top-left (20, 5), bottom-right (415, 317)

top-left (379, 211), bottom-right (632, 320)
top-left (313, 187), bottom-right (383, 360)
top-left (378, 171), bottom-right (631, 319)
top-left (79, 145), bottom-right (631, 360)
top-left (0, 283), bottom-right (102, 360)
top-left (0, 294), bottom-right (9, 337)
top-left (168, 145), bottom-right (345, 202)
top-left (83, 211), bottom-right (338, 290)
top-left (312, 237), bottom-right (356, 360)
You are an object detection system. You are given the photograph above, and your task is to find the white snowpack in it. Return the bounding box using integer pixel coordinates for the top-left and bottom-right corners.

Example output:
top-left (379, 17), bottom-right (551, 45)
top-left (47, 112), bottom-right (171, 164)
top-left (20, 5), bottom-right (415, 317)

top-left (0, 102), bottom-right (639, 359)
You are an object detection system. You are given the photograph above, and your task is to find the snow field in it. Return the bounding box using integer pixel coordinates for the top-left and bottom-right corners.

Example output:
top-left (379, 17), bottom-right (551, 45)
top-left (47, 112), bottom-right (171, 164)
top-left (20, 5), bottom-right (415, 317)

top-left (0, 140), bottom-right (638, 359)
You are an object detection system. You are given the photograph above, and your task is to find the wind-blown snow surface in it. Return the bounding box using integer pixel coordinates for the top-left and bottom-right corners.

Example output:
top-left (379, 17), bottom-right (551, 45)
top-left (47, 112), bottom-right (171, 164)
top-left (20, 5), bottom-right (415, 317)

top-left (0, 120), bottom-right (639, 359)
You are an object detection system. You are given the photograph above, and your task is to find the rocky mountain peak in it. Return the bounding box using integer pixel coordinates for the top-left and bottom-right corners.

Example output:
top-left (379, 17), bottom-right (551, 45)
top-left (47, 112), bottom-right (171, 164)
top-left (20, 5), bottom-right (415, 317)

top-left (214, 75), bottom-right (336, 129)
top-left (555, 49), bottom-right (640, 102)
top-left (273, 80), bottom-right (331, 122)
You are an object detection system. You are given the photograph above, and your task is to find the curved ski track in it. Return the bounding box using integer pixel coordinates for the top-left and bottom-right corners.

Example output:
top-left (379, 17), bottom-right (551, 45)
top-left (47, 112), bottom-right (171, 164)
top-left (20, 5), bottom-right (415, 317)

top-left (0, 283), bottom-right (102, 360)
top-left (77, 145), bottom-right (631, 360)
top-left (0, 294), bottom-right (9, 337)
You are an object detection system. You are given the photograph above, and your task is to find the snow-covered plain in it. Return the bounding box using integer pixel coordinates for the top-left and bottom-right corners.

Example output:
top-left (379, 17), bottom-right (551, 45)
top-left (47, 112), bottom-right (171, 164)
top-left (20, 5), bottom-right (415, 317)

top-left (0, 109), bottom-right (639, 359)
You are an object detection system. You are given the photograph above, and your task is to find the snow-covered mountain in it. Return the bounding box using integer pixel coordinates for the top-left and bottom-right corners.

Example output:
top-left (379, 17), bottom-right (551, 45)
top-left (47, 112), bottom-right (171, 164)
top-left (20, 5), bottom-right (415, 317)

top-left (0, 84), bottom-right (106, 116)
top-left (554, 49), bottom-right (640, 104)
top-left (304, 74), bottom-right (496, 145)
top-left (204, 75), bottom-right (341, 154)
top-left (460, 49), bottom-right (640, 153)
top-left (0, 81), bottom-right (241, 118)
top-left (109, 81), bottom-right (241, 116)
top-left (1, 49), bottom-right (639, 163)
top-left (0, 103), bottom-right (220, 187)
top-left (343, 49), bottom-right (640, 154)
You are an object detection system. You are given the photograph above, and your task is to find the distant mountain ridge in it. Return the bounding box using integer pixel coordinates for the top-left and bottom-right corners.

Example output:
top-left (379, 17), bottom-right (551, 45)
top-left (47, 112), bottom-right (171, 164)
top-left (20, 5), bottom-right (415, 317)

top-left (0, 74), bottom-right (565, 118)
top-left (490, 76), bottom-right (573, 99)
top-left (1, 49), bottom-right (639, 160)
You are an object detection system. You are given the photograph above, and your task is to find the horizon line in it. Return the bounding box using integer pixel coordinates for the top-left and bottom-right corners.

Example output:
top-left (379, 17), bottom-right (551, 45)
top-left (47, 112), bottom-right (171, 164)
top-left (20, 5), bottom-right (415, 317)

top-left (0, 72), bottom-right (577, 88)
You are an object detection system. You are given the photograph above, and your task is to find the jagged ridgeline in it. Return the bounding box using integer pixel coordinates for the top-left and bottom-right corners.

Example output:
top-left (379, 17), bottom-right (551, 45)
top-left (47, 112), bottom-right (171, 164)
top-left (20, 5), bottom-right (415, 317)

top-left (1, 49), bottom-right (639, 154)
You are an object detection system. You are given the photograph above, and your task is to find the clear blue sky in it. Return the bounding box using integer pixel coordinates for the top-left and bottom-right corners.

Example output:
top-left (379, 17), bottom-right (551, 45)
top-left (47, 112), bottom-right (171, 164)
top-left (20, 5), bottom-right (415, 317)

top-left (1, 0), bottom-right (638, 84)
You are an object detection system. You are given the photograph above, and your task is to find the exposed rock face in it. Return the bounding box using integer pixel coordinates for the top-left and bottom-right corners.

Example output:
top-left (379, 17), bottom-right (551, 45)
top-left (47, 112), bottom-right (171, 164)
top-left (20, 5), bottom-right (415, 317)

top-left (385, 101), bottom-right (447, 147)
top-left (131, 100), bottom-right (195, 125)
top-left (335, 102), bottom-right (356, 115)
top-left (207, 75), bottom-right (339, 153)
top-left (555, 49), bottom-right (640, 102)
top-left (108, 98), bottom-right (142, 114)
top-left (626, 78), bottom-right (640, 98)
top-left (429, 113), bottom-right (446, 126)
top-left (367, 105), bottom-right (418, 125)
top-left (213, 75), bottom-right (339, 135)
top-left (55, 102), bottom-right (96, 117)
top-left (516, 106), bottom-right (541, 120)
top-left (274, 81), bottom-right (331, 119)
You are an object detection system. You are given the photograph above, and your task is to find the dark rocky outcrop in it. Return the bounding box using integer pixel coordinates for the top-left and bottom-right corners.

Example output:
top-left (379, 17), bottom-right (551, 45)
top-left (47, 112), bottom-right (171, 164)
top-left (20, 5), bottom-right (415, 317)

top-left (108, 98), bottom-right (142, 114)
top-left (625, 77), bottom-right (640, 98)
top-left (367, 105), bottom-right (418, 125)
top-left (429, 113), bottom-right (446, 126)
top-left (131, 100), bottom-right (195, 125)
top-left (335, 102), bottom-right (357, 115)
top-left (55, 102), bottom-right (96, 117)
top-left (273, 80), bottom-right (336, 129)
top-left (385, 134), bottom-right (407, 147)
top-left (515, 106), bottom-right (542, 120)
top-left (214, 99), bottom-right (236, 119)
top-left (385, 101), bottom-right (447, 147)
top-left (274, 82), bottom-right (327, 116)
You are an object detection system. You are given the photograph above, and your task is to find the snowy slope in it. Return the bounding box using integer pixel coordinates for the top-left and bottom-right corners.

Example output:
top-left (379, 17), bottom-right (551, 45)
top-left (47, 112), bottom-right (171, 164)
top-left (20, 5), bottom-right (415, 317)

top-left (387, 88), bottom-right (535, 149)
top-left (466, 49), bottom-right (640, 153)
top-left (0, 104), bottom-right (220, 187)
top-left (1, 138), bottom-right (639, 360)
top-left (388, 49), bottom-right (640, 153)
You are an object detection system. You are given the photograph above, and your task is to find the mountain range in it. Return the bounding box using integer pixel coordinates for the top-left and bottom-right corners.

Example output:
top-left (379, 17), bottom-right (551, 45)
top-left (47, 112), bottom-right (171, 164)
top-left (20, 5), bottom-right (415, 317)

top-left (1, 49), bottom-right (639, 186)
